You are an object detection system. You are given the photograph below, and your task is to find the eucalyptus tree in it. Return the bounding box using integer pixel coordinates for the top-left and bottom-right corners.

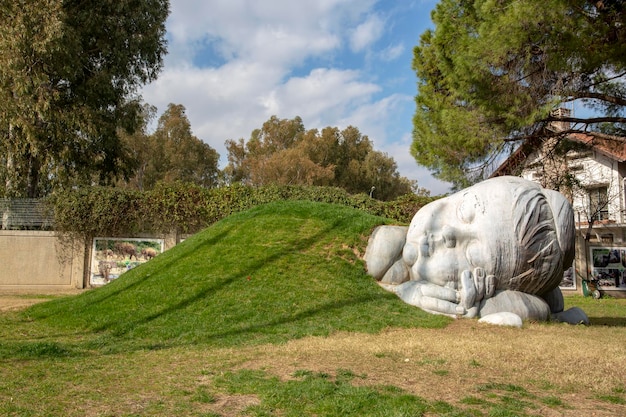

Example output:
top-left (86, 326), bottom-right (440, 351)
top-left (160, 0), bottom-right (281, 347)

top-left (119, 103), bottom-right (220, 191)
top-left (224, 116), bottom-right (334, 187)
top-left (151, 104), bottom-right (220, 189)
top-left (0, 0), bottom-right (169, 197)
top-left (225, 116), bottom-right (414, 200)
top-left (412, 0), bottom-right (626, 188)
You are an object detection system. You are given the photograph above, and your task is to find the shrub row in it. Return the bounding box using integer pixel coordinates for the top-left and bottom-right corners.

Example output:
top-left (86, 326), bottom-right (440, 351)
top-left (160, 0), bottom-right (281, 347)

top-left (48, 182), bottom-right (438, 238)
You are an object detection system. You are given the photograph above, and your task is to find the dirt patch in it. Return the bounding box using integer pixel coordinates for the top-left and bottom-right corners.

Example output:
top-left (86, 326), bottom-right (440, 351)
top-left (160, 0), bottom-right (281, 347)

top-left (0, 290), bottom-right (86, 312)
top-left (0, 297), bottom-right (45, 311)
top-left (206, 394), bottom-right (261, 416)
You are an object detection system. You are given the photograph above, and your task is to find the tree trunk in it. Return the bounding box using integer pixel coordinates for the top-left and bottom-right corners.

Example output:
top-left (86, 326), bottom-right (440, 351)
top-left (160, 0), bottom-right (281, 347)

top-left (26, 152), bottom-right (41, 198)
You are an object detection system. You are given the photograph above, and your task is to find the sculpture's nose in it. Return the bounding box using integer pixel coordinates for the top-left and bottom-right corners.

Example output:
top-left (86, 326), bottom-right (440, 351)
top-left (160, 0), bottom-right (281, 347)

top-left (404, 231), bottom-right (441, 264)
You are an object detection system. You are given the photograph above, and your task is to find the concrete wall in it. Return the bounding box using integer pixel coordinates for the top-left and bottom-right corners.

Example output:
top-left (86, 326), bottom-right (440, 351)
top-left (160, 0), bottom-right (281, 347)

top-left (0, 231), bottom-right (86, 292)
top-left (0, 230), bottom-right (181, 293)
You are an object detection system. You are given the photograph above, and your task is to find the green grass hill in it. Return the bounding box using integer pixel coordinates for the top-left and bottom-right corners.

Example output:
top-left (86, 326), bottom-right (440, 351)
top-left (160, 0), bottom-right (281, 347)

top-left (20, 200), bottom-right (449, 354)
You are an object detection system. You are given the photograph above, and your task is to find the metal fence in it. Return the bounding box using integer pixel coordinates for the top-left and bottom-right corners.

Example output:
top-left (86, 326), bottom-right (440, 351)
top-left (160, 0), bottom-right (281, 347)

top-left (0, 198), bottom-right (53, 230)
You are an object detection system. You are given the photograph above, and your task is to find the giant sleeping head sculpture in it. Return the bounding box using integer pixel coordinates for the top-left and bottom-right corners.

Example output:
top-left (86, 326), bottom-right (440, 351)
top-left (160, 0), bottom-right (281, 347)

top-left (365, 176), bottom-right (577, 322)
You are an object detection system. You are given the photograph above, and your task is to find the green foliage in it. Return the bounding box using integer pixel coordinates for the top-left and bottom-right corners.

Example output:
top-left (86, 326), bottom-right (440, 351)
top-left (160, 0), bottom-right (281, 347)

top-left (120, 103), bottom-right (220, 191)
top-left (143, 181), bottom-right (217, 234)
top-left (412, 0), bottom-right (626, 188)
top-left (48, 186), bottom-right (144, 237)
top-left (381, 193), bottom-right (438, 224)
top-left (48, 182), bottom-right (437, 237)
top-left (0, 0), bottom-right (169, 198)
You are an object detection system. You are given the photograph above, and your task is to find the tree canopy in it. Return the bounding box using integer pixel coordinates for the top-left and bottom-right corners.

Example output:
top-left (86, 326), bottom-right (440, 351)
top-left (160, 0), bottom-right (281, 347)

top-left (412, 0), bottom-right (626, 188)
top-left (224, 116), bottom-right (418, 200)
top-left (119, 103), bottom-right (220, 191)
top-left (0, 0), bottom-right (169, 197)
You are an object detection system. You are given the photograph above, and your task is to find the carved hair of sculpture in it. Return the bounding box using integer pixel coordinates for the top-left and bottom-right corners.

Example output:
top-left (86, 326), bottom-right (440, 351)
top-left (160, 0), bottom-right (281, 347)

top-left (494, 179), bottom-right (575, 294)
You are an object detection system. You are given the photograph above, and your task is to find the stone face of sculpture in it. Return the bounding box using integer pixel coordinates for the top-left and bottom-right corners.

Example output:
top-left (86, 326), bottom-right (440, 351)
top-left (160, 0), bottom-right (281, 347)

top-left (364, 176), bottom-right (586, 324)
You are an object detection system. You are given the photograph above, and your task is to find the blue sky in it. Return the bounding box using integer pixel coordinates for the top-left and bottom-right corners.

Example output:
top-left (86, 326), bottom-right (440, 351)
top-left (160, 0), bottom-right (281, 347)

top-left (140, 0), bottom-right (451, 194)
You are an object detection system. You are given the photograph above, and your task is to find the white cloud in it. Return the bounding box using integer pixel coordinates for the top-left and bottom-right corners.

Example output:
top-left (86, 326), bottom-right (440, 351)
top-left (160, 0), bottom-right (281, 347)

top-left (140, 0), bottom-right (450, 194)
top-left (144, 1), bottom-right (386, 154)
top-left (383, 133), bottom-right (451, 195)
top-left (379, 43), bottom-right (405, 61)
top-left (142, 65), bottom-right (381, 163)
top-left (165, 0), bottom-right (376, 66)
top-left (349, 13), bottom-right (385, 52)
top-left (271, 68), bottom-right (380, 122)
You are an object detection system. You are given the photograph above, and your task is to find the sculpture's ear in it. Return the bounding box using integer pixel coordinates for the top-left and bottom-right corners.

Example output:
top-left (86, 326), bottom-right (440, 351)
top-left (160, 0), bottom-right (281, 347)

top-left (543, 189), bottom-right (575, 268)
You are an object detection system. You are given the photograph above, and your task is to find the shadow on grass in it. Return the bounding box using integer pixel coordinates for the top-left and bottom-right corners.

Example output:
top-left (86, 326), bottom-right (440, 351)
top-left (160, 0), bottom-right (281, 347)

top-left (0, 291), bottom-right (410, 361)
top-left (19, 224), bottom-right (238, 338)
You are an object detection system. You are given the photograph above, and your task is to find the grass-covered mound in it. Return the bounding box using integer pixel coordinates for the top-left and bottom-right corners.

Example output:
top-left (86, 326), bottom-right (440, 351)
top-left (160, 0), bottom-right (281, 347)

top-left (21, 201), bottom-right (449, 353)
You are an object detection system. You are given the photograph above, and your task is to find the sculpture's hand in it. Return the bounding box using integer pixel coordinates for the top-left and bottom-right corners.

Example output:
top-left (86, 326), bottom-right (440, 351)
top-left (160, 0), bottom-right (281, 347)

top-left (392, 281), bottom-right (462, 316)
top-left (459, 267), bottom-right (497, 317)
top-left (383, 268), bottom-right (498, 317)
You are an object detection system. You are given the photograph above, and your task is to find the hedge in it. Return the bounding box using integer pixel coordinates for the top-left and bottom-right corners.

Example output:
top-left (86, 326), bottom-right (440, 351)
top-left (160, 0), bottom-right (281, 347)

top-left (48, 182), bottom-right (438, 238)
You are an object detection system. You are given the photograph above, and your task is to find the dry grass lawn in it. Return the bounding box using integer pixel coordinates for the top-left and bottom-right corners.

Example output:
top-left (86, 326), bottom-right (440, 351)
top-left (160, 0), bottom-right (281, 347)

top-left (241, 319), bottom-right (625, 416)
top-left (2, 299), bottom-right (625, 416)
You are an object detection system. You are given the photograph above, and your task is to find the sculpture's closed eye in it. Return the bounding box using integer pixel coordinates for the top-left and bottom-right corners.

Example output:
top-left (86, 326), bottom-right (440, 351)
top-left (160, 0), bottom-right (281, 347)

top-left (457, 194), bottom-right (476, 224)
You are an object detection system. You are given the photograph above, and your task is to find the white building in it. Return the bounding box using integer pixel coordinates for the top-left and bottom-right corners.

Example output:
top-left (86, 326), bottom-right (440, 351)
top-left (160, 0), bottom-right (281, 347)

top-left (492, 123), bottom-right (626, 297)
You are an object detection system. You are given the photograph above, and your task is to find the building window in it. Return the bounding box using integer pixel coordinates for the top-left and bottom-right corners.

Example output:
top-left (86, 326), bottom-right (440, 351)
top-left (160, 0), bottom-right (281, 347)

top-left (601, 234), bottom-right (614, 244)
top-left (588, 186), bottom-right (609, 221)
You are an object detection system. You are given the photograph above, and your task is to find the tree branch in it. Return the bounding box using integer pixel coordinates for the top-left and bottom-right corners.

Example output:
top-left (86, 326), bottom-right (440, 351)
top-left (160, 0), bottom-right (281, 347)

top-left (548, 115), bottom-right (626, 125)
top-left (567, 91), bottom-right (626, 107)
